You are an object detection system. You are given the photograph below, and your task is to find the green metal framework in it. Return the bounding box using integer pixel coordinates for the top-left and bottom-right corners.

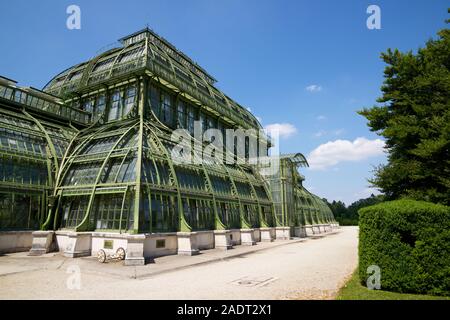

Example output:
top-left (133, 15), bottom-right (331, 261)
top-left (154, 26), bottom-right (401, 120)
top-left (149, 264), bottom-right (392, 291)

top-left (0, 28), bottom-right (335, 233)
top-left (265, 153), bottom-right (334, 230)
top-left (0, 76), bottom-right (77, 230)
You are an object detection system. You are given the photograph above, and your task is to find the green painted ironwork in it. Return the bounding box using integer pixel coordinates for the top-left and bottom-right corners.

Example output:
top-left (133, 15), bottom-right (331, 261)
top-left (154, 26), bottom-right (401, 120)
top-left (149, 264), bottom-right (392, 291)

top-left (0, 28), bottom-right (335, 234)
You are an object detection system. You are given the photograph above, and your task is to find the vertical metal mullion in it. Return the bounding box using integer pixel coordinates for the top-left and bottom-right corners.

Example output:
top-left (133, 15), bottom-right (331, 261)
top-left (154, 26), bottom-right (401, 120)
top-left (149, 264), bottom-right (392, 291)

top-left (159, 193), bottom-right (163, 232)
top-left (27, 195), bottom-right (31, 229)
top-left (119, 189), bottom-right (127, 234)
top-left (146, 185), bottom-right (152, 233)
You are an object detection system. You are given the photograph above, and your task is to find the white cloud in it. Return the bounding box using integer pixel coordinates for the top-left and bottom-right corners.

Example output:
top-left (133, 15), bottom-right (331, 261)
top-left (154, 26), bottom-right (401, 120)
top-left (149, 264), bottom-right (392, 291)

top-left (265, 123), bottom-right (298, 139)
top-left (306, 84), bottom-right (322, 93)
top-left (307, 137), bottom-right (385, 170)
top-left (316, 115), bottom-right (327, 121)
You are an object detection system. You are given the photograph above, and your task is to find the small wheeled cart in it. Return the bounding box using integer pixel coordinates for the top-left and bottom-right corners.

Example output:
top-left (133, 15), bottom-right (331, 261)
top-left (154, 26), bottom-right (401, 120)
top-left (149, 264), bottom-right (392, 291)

top-left (97, 247), bottom-right (126, 263)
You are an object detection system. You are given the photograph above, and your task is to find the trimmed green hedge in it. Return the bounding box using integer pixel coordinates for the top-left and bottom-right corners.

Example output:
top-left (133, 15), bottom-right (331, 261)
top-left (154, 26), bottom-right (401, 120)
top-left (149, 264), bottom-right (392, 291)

top-left (358, 200), bottom-right (450, 296)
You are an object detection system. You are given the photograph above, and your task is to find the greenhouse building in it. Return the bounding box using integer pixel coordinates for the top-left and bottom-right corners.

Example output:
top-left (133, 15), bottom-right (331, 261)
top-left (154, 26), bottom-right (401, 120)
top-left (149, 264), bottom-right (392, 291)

top-left (0, 28), bottom-right (337, 264)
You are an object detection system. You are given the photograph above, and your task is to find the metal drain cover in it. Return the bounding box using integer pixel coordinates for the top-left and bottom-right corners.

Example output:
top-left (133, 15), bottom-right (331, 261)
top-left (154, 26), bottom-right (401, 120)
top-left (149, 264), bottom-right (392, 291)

top-left (231, 276), bottom-right (278, 287)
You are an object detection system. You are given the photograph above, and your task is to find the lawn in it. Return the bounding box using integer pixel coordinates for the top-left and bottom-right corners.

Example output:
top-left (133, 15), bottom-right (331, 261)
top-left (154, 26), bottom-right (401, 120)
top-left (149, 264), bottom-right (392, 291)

top-left (337, 269), bottom-right (450, 300)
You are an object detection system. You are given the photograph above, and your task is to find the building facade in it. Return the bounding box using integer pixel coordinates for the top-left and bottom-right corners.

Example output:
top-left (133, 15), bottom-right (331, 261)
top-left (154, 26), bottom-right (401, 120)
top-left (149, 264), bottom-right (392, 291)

top-left (0, 28), bottom-right (336, 263)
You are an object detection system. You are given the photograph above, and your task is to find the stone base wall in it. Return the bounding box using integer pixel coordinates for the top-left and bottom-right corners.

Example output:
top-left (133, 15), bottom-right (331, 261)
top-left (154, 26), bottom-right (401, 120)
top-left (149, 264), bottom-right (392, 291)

top-left (23, 224), bottom-right (335, 264)
top-left (0, 231), bottom-right (34, 254)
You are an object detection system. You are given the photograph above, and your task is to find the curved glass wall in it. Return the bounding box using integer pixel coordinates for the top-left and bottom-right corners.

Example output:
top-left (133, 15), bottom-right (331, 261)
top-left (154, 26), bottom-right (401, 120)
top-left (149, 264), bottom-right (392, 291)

top-left (0, 107), bottom-right (76, 230)
top-left (50, 114), bottom-right (276, 234)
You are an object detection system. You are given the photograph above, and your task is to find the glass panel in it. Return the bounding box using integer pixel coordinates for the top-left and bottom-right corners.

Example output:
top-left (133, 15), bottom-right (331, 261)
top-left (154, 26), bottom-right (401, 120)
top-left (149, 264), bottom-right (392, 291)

top-left (156, 162), bottom-right (170, 185)
top-left (0, 193), bottom-right (42, 230)
top-left (0, 126), bottom-right (47, 156)
top-left (61, 196), bottom-right (89, 228)
top-left (142, 158), bottom-right (158, 184)
top-left (116, 157), bottom-right (137, 182)
top-left (160, 91), bottom-right (174, 127)
top-left (187, 105), bottom-right (195, 136)
top-left (235, 181), bottom-right (252, 198)
top-left (94, 94), bottom-right (106, 121)
top-left (93, 193), bottom-right (131, 230)
top-left (63, 162), bottom-right (101, 185)
top-left (210, 175), bottom-right (232, 195)
top-left (181, 198), bottom-right (214, 231)
top-left (175, 167), bottom-right (205, 190)
top-left (255, 185), bottom-right (269, 201)
top-left (148, 84), bottom-right (160, 117)
top-left (101, 159), bottom-right (122, 183)
top-left (148, 193), bottom-right (177, 232)
top-left (123, 86), bottom-right (136, 116)
top-left (93, 57), bottom-right (115, 73)
top-left (82, 99), bottom-right (94, 113)
top-left (262, 206), bottom-right (274, 227)
top-left (119, 47), bottom-right (144, 63)
top-left (108, 90), bottom-right (122, 121)
top-left (177, 100), bottom-right (186, 129)
top-left (80, 136), bottom-right (120, 155)
top-left (0, 158), bottom-right (47, 186)
top-left (243, 204), bottom-right (260, 228)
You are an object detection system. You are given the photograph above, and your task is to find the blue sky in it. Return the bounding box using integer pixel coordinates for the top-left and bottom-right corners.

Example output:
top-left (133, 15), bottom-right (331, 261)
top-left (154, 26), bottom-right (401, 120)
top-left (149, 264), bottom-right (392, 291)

top-left (0, 0), bottom-right (448, 205)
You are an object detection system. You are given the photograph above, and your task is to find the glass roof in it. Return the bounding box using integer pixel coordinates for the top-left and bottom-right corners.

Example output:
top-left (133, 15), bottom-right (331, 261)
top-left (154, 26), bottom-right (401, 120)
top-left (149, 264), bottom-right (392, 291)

top-left (42, 29), bottom-right (261, 130)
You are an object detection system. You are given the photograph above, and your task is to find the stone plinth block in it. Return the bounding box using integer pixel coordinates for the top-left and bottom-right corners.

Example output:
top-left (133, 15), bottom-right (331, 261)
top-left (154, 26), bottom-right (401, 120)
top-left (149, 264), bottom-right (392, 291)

top-left (63, 232), bottom-right (92, 258)
top-left (214, 230), bottom-right (232, 249)
top-left (312, 225), bottom-right (321, 234)
top-left (240, 229), bottom-right (256, 246)
top-left (229, 229), bottom-right (241, 246)
top-left (177, 232), bottom-right (200, 256)
top-left (304, 225), bottom-right (315, 237)
top-left (125, 234), bottom-right (145, 266)
top-left (275, 227), bottom-right (290, 240)
top-left (28, 231), bottom-right (55, 256)
top-left (260, 227), bottom-right (274, 242)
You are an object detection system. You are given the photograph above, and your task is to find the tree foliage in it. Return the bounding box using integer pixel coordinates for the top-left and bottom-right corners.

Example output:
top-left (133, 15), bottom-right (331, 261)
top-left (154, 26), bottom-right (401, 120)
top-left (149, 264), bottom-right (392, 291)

top-left (324, 194), bottom-right (383, 225)
top-left (359, 17), bottom-right (450, 205)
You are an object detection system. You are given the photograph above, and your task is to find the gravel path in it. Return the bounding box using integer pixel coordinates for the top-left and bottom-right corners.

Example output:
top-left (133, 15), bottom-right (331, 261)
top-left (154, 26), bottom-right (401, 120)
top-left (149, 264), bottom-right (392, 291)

top-left (0, 226), bottom-right (358, 299)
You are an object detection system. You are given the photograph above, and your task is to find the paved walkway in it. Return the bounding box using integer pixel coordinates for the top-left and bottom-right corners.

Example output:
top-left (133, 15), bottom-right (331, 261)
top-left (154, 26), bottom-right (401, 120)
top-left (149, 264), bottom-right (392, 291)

top-left (0, 226), bottom-right (358, 299)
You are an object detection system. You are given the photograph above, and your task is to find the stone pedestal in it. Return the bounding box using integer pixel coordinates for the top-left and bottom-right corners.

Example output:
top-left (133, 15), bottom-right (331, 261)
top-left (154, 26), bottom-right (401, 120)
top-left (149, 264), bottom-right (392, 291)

top-left (275, 227), bottom-right (290, 240)
top-left (312, 225), bottom-right (321, 234)
top-left (177, 232), bottom-right (199, 256)
top-left (0, 231), bottom-right (34, 254)
top-left (125, 234), bottom-right (145, 266)
top-left (240, 229), bottom-right (256, 246)
top-left (214, 230), bottom-right (232, 249)
top-left (260, 227), bottom-right (274, 242)
top-left (304, 225), bottom-right (314, 236)
top-left (63, 232), bottom-right (92, 258)
top-left (29, 231), bottom-right (54, 256)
